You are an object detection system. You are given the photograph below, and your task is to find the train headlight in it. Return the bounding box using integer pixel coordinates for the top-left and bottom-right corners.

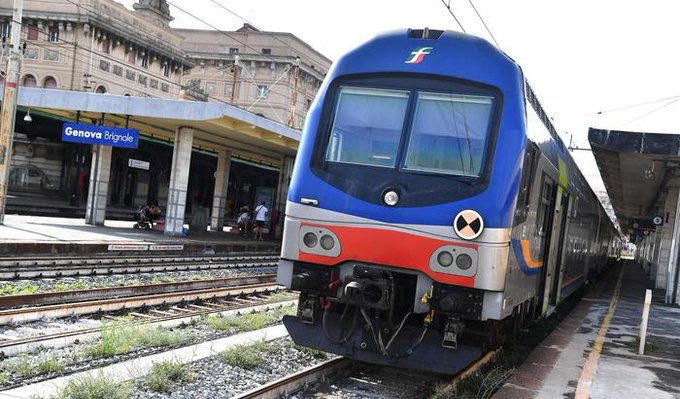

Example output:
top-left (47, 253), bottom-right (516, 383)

top-left (437, 251), bottom-right (454, 267)
top-left (320, 234), bottom-right (335, 250)
top-left (456, 254), bottom-right (473, 270)
top-left (303, 232), bottom-right (318, 248)
top-left (383, 190), bottom-right (399, 206)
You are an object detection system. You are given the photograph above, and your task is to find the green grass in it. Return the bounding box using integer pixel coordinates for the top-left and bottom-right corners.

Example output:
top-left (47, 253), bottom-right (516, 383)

top-left (52, 281), bottom-right (91, 292)
top-left (144, 360), bottom-right (194, 392)
top-left (201, 304), bottom-right (295, 332)
top-left (36, 358), bottom-right (63, 375)
top-left (220, 341), bottom-right (268, 370)
top-left (293, 344), bottom-right (328, 360)
top-left (5, 354), bottom-right (34, 377)
top-left (0, 372), bottom-right (7, 386)
top-left (86, 324), bottom-right (193, 358)
top-left (0, 283), bottom-right (40, 296)
top-left (54, 373), bottom-right (133, 399)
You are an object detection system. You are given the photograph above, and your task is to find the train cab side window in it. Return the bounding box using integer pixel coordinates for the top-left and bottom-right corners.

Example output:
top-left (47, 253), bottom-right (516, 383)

top-left (324, 87), bottom-right (409, 168)
top-left (513, 144), bottom-right (538, 224)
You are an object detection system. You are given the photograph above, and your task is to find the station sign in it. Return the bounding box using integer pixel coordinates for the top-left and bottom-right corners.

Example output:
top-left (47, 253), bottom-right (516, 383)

top-left (62, 122), bottom-right (139, 149)
top-left (128, 158), bottom-right (150, 170)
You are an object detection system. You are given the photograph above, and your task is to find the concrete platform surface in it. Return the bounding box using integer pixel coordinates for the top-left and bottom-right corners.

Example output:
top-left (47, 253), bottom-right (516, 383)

top-left (493, 262), bottom-right (680, 399)
top-left (0, 215), bottom-right (278, 256)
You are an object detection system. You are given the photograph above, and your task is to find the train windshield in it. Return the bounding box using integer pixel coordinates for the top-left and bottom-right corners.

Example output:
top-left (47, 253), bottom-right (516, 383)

top-left (404, 92), bottom-right (493, 177)
top-left (325, 87), bottom-right (410, 168)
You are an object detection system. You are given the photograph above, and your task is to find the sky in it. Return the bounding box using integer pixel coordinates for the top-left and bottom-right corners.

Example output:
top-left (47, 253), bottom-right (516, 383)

top-left (121, 0), bottom-right (680, 193)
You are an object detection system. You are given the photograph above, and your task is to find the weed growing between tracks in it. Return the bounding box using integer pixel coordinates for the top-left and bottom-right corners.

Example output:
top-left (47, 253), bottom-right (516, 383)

top-left (144, 360), bottom-right (195, 392)
top-left (54, 373), bottom-right (134, 399)
top-left (201, 303), bottom-right (295, 333)
top-left (220, 341), bottom-right (268, 370)
top-left (0, 283), bottom-right (39, 295)
top-left (86, 323), bottom-right (194, 358)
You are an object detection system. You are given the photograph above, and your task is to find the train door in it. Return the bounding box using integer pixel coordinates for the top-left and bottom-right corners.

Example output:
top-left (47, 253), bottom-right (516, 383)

top-left (549, 189), bottom-right (570, 305)
top-left (539, 184), bottom-right (569, 315)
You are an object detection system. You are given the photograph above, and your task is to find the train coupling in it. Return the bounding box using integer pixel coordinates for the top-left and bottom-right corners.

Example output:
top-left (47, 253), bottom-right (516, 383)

top-left (442, 317), bottom-right (465, 349)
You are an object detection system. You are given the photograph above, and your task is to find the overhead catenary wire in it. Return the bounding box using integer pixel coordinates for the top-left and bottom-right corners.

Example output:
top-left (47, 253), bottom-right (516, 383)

top-left (440, 0), bottom-right (466, 32)
top-left (623, 96), bottom-right (680, 126)
top-left (589, 95), bottom-right (680, 116)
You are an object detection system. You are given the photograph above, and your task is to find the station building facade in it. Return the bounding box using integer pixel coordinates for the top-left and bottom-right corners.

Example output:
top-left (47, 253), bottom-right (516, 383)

top-left (0, 0), bottom-right (330, 224)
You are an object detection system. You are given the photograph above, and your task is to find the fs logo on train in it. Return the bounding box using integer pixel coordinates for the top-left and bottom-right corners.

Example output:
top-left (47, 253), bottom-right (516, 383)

top-left (454, 210), bottom-right (484, 240)
top-left (405, 46), bottom-right (433, 64)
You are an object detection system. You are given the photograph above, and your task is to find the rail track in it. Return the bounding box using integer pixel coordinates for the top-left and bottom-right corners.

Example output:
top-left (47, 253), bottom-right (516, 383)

top-left (0, 290), bottom-right (295, 356)
top-left (0, 274), bottom-right (279, 325)
top-left (232, 349), bottom-right (500, 399)
top-left (0, 253), bottom-right (279, 279)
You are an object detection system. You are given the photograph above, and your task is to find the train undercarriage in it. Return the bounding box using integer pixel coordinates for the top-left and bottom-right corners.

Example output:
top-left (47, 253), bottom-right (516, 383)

top-left (281, 260), bottom-right (514, 374)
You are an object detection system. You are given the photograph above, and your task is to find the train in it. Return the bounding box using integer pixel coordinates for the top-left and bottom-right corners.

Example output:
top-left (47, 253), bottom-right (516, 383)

top-left (276, 28), bottom-right (621, 374)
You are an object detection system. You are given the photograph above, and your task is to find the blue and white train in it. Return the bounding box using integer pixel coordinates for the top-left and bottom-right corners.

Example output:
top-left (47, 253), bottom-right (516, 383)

top-left (276, 28), bottom-right (620, 374)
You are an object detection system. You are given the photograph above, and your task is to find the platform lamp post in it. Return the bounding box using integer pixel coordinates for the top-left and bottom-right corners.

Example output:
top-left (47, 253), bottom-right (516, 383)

top-left (0, 0), bottom-right (23, 224)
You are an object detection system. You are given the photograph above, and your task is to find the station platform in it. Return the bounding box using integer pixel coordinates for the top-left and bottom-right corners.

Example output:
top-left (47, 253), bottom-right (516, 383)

top-left (493, 261), bottom-right (680, 399)
top-left (0, 215), bottom-right (279, 257)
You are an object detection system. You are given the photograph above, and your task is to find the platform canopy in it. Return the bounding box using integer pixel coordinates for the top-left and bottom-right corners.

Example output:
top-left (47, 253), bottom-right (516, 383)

top-left (589, 128), bottom-right (680, 234)
top-left (10, 87), bottom-right (300, 166)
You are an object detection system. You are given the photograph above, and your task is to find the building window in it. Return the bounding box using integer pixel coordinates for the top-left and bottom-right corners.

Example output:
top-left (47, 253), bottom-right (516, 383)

top-left (24, 48), bottom-right (38, 59)
top-left (261, 48), bottom-right (271, 55)
top-left (150, 79), bottom-right (158, 89)
top-left (229, 48), bottom-right (239, 54)
top-left (162, 63), bottom-right (169, 77)
top-left (113, 65), bottom-right (123, 76)
top-left (21, 74), bottom-right (37, 87)
top-left (99, 60), bottom-right (110, 72)
top-left (48, 26), bottom-right (59, 42)
top-left (101, 39), bottom-right (110, 54)
top-left (140, 56), bottom-right (148, 69)
top-left (127, 50), bottom-right (136, 64)
top-left (125, 70), bottom-right (135, 81)
top-left (256, 85), bottom-right (269, 98)
top-left (95, 85), bottom-right (107, 94)
top-left (160, 83), bottom-right (169, 93)
top-left (44, 50), bottom-right (59, 61)
top-left (205, 82), bottom-right (216, 95)
top-left (43, 76), bottom-right (57, 88)
top-left (27, 25), bottom-right (38, 40)
top-left (138, 75), bottom-right (147, 86)
top-left (1, 22), bottom-right (10, 38)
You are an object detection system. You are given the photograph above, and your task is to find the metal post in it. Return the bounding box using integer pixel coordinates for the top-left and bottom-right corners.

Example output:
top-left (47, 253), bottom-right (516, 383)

top-left (639, 289), bottom-right (652, 355)
top-left (230, 55), bottom-right (239, 105)
top-left (287, 57), bottom-right (301, 128)
top-left (665, 187), bottom-right (680, 304)
top-left (0, 0), bottom-right (23, 224)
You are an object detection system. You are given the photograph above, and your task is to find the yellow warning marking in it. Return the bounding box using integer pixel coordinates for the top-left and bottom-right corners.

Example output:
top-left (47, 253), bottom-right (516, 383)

top-left (574, 266), bottom-right (625, 399)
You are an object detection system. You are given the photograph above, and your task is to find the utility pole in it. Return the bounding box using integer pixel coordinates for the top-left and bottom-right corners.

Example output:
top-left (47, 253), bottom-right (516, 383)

top-left (230, 55), bottom-right (239, 105)
top-left (0, 0), bottom-right (23, 224)
top-left (287, 56), bottom-right (301, 128)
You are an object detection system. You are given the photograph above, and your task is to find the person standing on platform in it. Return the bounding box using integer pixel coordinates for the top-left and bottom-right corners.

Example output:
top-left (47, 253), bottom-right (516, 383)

top-left (254, 201), bottom-right (268, 241)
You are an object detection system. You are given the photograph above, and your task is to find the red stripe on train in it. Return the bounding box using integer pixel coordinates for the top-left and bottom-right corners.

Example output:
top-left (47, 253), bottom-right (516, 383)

top-left (298, 223), bottom-right (476, 287)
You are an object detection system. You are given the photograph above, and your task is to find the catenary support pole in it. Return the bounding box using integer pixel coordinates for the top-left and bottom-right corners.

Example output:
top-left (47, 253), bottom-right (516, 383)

top-left (0, 0), bottom-right (24, 224)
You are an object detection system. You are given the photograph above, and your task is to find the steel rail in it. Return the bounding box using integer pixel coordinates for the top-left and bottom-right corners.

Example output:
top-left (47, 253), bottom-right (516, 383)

top-left (0, 281), bottom-right (281, 325)
top-left (0, 254), bottom-right (279, 279)
top-left (232, 357), bottom-right (353, 399)
top-left (0, 274), bottom-right (276, 308)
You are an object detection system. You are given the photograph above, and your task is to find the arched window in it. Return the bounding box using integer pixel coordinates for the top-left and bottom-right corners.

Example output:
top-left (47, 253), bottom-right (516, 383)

top-left (95, 85), bottom-right (107, 94)
top-left (43, 76), bottom-right (57, 89)
top-left (22, 74), bottom-right (37, 87)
